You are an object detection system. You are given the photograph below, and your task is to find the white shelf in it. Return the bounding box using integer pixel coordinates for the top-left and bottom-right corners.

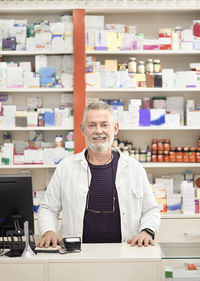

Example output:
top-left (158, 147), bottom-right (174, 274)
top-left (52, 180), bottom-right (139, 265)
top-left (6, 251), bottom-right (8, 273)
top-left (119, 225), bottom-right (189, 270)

top-left (0, 51), bottom-right (73, 56)
top-left (87, 88), bottom-right (200, 92)
top-left (142, 162), bottom-right (200, 168)
top-left (86, 50), bottom-right (200, 55)
top-left (0, 88), bottom-right (73, 92)
top-left (0, 7), bottom-right (74, 14)
top-left (85, 6), bottom-right (200, 14)
top-left (0, 6), bottom-right (199, 14)
top-left (0, 126), bottom-right (73, 131)
top-left (0, 164), bottom-right (56, 168)
top-left (119, 126), bottom-right (200, 130)
top-left (161, 213), bottom-right (200, 219)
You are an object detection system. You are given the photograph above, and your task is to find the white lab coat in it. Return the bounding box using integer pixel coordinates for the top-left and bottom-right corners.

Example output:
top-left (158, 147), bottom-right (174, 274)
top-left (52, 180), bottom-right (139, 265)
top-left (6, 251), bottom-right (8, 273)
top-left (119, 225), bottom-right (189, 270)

top-left (38, 149), bottom-right (160, 242)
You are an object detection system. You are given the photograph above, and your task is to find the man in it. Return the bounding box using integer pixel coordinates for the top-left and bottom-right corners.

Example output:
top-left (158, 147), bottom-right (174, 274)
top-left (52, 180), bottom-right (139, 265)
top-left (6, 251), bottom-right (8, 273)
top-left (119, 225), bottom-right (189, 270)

top-left (38, 101), bottom-right (160, 248)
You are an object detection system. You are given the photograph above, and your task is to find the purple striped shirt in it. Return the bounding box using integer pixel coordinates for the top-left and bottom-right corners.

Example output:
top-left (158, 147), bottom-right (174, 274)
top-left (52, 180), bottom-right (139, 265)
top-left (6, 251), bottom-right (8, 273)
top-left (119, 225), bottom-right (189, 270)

top-left (83, 150), bottom-right (121, 243)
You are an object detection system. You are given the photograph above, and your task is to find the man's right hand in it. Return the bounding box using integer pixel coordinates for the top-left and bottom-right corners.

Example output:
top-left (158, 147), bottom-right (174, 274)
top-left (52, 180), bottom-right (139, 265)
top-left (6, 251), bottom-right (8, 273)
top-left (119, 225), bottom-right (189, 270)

top-left (37, 230), bottom-right (61, 248)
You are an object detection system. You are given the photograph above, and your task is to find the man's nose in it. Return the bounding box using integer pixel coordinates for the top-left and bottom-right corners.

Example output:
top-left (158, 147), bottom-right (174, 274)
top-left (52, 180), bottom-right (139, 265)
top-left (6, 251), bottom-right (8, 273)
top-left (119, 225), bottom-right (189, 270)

top-left (95, 124), bottom-right (103, 133)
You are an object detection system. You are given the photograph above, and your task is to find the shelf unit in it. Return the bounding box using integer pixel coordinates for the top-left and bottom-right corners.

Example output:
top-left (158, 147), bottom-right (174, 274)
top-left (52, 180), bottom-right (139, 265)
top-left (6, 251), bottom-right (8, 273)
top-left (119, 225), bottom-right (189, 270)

top-left (0, 8), bottom-right (86, 191)
top-left (85, 7), bottom-right (200, 224)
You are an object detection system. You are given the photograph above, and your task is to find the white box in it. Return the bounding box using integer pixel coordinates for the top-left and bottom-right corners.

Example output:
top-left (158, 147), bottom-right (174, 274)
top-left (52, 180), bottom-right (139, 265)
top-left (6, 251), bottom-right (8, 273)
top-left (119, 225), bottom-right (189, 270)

top-left (27, 111), bottom-right (38, 127)
top-left (187, 110), bottom-right (200, 126)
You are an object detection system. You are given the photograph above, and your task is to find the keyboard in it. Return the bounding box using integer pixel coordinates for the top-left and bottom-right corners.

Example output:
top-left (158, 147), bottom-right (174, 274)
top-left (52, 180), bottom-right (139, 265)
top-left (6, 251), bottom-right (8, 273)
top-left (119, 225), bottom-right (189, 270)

top-left (34, 247), bottom-right (60, 253)
top-left (0, 240), bottom-right (35, 250)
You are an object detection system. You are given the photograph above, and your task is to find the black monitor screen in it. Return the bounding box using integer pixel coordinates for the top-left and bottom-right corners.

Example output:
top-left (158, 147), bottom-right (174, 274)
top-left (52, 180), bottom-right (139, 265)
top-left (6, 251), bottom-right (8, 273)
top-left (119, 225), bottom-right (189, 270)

top-left (0, 174), bottom-right (34, 236)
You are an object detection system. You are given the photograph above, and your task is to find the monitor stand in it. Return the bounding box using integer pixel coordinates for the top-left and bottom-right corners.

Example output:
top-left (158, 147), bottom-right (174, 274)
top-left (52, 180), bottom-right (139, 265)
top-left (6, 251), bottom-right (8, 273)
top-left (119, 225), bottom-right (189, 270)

top-left (5, 215), bottom-right (35, 257)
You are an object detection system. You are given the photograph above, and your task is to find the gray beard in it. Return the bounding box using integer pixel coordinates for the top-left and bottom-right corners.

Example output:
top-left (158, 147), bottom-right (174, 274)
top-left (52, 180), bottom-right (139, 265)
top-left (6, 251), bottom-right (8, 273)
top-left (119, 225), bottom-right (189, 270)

top-left (85, 136), bottom-right (113, 153)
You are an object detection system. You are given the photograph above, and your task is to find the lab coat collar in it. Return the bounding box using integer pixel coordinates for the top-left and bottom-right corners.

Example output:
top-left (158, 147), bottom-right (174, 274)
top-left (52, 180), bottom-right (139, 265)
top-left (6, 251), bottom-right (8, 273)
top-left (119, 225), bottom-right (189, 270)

top-left (73, 147), bottom-right (129, 169)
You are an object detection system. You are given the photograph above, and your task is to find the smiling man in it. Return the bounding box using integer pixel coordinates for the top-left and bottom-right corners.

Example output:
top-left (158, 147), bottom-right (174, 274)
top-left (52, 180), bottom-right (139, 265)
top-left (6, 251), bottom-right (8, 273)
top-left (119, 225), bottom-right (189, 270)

top-left (38, 101), bottom-right (160, 248)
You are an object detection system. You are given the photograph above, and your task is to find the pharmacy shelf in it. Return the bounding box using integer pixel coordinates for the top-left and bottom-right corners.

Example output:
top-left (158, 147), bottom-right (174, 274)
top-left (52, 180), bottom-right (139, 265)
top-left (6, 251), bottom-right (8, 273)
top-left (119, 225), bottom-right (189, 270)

top-left (0, 51), bottom-right (73, 56)
top-left (86, 50), bottom-right (200, 55)
top-left (0, 164), bottom-right (56, 169)
top-left (161, 213), bottom-right (200, 219)
top-left (0, 4), bottom-right (200, 15)
top-left (0, 88), bottom-right (73, 92)
top-left (85, 6), bottom-right (200, 14)
top-left (0, 126), bottom-right (73, 131)
top-left (142, 162), bottom-right (200, 168)
top-left (0, 7), bottom-right (74, 14)
top-left (86, 88), bottom-right (200, 92)
top-left (0, 6), bottom-right (199, 14)
top-left (119, 126), bottom-right (200, 130)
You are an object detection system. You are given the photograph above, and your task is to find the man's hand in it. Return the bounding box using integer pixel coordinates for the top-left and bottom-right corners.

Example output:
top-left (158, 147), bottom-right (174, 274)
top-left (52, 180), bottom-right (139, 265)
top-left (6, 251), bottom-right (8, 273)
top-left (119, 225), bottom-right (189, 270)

top-left (37, 230), bottom-right (61, 248)
top-left (127, 231), bottom-right (155, 247)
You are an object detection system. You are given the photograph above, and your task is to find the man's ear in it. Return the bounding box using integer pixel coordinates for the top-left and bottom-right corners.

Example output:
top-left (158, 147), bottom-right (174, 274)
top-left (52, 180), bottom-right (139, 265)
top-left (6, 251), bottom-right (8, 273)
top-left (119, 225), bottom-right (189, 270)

top-left (114, 122), bottom-right (119, 137)
top-left (80, 123), bottom-right (85, 136)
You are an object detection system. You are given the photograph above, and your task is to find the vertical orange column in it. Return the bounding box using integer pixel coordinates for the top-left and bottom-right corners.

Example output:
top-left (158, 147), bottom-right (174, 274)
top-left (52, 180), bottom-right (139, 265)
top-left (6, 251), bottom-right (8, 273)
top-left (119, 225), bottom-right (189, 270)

top-left (73, 9), bottom-right (86, 153)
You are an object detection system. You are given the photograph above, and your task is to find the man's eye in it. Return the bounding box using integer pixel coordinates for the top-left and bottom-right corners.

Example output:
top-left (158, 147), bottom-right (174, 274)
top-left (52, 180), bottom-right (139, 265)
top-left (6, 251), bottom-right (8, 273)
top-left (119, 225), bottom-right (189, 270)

top-left (101, 124), bottom-right (108, 128)
top-left (88, 124), bottom-right (95, 128)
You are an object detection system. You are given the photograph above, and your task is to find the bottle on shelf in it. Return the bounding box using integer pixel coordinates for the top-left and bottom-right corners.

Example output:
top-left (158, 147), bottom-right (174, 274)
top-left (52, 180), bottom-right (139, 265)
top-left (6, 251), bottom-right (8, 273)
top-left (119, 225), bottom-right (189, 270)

top-left (128, 57), bottom-right (137, 73)
top-left (55, 134), bottom-right (63, 148)
top-left (146, 59), bottom-right (153, 74)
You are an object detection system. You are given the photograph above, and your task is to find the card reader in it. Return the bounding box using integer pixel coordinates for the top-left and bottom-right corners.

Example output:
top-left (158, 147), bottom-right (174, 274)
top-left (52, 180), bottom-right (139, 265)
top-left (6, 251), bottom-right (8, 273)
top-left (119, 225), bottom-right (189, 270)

top-left (60, 237), bottom-right (81, 254)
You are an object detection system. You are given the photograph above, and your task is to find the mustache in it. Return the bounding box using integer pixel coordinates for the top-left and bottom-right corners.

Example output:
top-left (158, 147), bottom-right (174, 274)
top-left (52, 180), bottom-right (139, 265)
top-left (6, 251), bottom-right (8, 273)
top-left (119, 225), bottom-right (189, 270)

top-left (91, 133), bottom-right (107, 139)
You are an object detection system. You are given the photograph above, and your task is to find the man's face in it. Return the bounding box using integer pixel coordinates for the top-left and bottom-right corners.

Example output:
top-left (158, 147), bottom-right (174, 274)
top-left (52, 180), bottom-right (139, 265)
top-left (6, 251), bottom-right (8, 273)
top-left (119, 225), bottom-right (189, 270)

top-left (81, 109), bottom-right (119, 153)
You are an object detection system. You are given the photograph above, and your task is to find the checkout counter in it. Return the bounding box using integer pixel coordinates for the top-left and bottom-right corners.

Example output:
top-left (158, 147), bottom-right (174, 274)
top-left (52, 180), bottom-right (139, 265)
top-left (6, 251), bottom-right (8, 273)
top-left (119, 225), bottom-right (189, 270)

top-left (1, 242), bottom-right (200, 281)
top-left (0, 243), bottom-right (161, 281)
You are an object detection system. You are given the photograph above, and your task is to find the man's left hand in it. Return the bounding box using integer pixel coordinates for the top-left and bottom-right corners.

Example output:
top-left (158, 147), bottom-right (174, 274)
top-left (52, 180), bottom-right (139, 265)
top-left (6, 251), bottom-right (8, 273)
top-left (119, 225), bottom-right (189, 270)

top-left (127, 231), bottom-right (155, 247)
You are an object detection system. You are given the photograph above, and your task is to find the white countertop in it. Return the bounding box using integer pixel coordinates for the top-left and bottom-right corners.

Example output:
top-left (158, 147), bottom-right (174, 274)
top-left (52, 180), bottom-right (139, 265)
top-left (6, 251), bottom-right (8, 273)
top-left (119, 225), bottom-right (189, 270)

top-left (0, 243), bottom-right (162, 263)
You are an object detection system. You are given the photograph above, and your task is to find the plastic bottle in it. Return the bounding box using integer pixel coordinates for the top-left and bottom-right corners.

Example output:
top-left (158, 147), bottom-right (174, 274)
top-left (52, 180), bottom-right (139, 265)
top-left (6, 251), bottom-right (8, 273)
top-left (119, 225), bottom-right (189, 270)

top-left (153, 59), bottom-right (161, 73)
top-left (146, 59), bottom-right (153, 73)
top-left (138, 61), bottom-right (145, 74)
top-left (65, 132), bottom-right (74, 154)
top-left (128, 57), bottom-right (137, 73)
top-left (55, 134), bottom-right (63, 147)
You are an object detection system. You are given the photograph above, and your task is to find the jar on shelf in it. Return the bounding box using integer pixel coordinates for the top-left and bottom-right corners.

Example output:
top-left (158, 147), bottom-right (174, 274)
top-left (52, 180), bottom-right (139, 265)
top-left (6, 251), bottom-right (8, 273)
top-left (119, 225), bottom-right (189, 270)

top-left (163, 151), bottom-right (170, 162)
top-left (128, 57), bottom-right (137, 73)
top-left (176, 147), bottom-right (183, 162)
top-left (153, 59), bottom-right (161, 73)
top-left (189, 147), bottom-right (196, 163)
top-left (164, 139), bottom-right (171, 151)
top-left (146, 59), bottom-right (153, 74)
top-left (157, 150), bottom-right (164, 162)
top-left (138, 61), bottom-right (145, 74)
top-left (157, 139), bottom-right (164, 151)
top-left (183, 147), bottom-right (189, 162)
top-left (151, 139), bottom-right (158, 151)
top-left (169, 147), bottom-right (176, 162)
top-left (151, 151), bottom-right (158, 162)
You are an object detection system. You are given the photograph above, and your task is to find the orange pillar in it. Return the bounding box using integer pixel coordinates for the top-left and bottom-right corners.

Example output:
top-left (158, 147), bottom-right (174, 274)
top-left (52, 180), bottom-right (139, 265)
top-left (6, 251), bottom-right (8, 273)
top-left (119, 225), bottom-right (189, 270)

top-left (73, 9), bottom-right (86, 153)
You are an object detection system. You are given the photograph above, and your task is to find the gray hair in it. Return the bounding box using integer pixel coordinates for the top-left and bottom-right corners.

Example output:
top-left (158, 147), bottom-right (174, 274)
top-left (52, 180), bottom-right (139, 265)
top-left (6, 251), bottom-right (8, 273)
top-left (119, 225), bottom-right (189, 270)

top-left (82, 100), bottom-right (116, 124)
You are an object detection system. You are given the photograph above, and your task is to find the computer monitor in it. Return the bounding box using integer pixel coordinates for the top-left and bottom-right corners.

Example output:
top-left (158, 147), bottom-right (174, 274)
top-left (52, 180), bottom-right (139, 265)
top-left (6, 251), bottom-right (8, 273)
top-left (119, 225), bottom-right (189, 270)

top-left (0, 174), bottom-right (34, 237)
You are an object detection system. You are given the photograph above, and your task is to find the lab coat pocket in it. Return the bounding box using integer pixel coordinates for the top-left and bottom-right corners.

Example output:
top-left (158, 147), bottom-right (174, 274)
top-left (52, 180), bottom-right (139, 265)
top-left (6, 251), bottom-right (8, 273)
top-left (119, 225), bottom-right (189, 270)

top-left (131, 186), bottom-right (143, 217)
